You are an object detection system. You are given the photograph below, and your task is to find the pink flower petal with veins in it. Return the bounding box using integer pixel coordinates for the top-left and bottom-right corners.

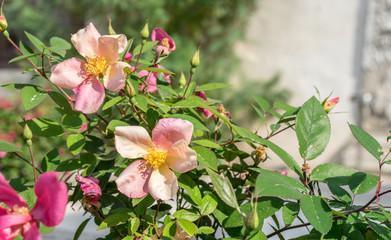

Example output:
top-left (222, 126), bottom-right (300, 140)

top-left (116, 160), bottom-right (152, 198)
top-left (74, 77), bottom-right (105, 114)
top-left (75, 175), bottom-right (101, 197)
top-left (50, 58), bottom-right (88, 89)
top-left (152, 118), bottom-right (194, 151)
top-left (71, 22), bottom-right (100, 58)
top-left (151, 28), bottom-right (176, 51)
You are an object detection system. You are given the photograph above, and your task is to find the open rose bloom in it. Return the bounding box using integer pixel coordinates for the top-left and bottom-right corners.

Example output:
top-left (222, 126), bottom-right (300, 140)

top-left (151, 28), bottom-right (176, 58)
top-left (0, 172), bottom-right (68, 240)
top-left (114, 118), bottom-right (197, 201)
top-left (50, 23), bottom-right (129, 113)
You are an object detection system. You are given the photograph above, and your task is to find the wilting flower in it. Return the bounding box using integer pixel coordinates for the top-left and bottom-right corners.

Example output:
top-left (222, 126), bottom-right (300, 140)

top-left (151, 28), bottom-right (176, 58)
top-left (323, 97), bottom-right (339, 113)
top-left (138, 64), bottom-right (171, 93)
top-left (50, 23), bottom-right (129, 114)
top-left (75, 174), bottom-right (101, 208)
top-left (195, 90), bottom-right (213, 119)
top-left (0, 172), bottom-right (68, 240)
top-left (115, 118), bottom-right (197, 201)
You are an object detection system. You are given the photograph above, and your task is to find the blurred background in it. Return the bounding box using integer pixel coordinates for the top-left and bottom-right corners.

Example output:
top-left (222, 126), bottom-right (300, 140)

top-left (1, 0), bottom-right (391, 238)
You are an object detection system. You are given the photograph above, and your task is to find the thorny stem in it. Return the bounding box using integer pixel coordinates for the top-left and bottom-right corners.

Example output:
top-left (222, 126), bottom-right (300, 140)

top-left (93, 113), bottom-right (109, 125)
top-left (134, 42), bottom-right (144, 69)
top-left (376, 149), bottom-right (391, 201)
top-left (267, 189), bottom-right (391, 238)
top-left (182, 71), bottom-right (194, 99)
top-left (12, 152), bottom-right (42, 174)
top-left (132, 104), bottom-right (152, 131)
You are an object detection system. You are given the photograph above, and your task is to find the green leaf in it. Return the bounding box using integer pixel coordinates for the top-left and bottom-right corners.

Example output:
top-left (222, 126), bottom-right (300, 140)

top-left (73, 218), bottom-right (91, 240)
top-left (169, 114), bottom-right (210, 132)
top-left (8, 53), bottom-right (40, 63)
top-left (137, 66), bottom-right (174, 75)
top-left (196, 226), bottom-right (215, 234)
top-left (132, 40), bottom-right (158, 56)
top-left (348, 172), bottom-right (378, 195)
top-left (97, 213), bottom-right (130, 230)
top-left (199, 195), bottom-right (218, 216)
top-left (192, 139), bottom-right (222, 149)
top-left (102, 96), bottom-right (124, 111)
top-left (163, 221), bottom-right (177, 237)
top-left (25, 31), bottom-right (46, 51)
top-left (26, 118), bottom-right (64, 137)
top-left (247, 231), bottom-right (267, 240)
top-left (296, 96), bottom-right (331, 160)
top-left (327, 179), bottom-right (352, 203)
top-left (178, 174), bottom-right (202, 206)
top-left (107, 120), bottom-right (130, 132)
top-left (176, 219), bottom-right (197, 236)
top-left (253, 96), bottom-right (270, 112)
top-left (128, 217), bottom-right (140, 235)
top-left (367, 219), bottom-right (391, 240)
top-left (349, 123), bottom-right (383, 161)
top-left (0, 140), bottom-right (22, 152)
top-left (62, 113), bottom-right (87, 131)
top-left (56, 153), bottom-right (96, 171)
top-left (300, 195), bottom-right (332, 234)
top-left (206, 168), bottom-right (239, 210)
top-left (19, 188), bottom-right (36, 208)
top-left (195, 83), bottom-right (230, 92)
top-left (172, 96), bottom-right (209, 108)
top-left (282, 202), bottom-right (300, 226)
top-left (192, 146), bottom-right (217, 171)
top-left (41, 149), bottom-right (60, 172)
top-left (49, 37), bottom-right (72, 57)
top-left (133, 95), bottom-right (148, 112)
top-left (253, 168), bottom-right (306, 200)
top-left (173, 209), bottom-right (199, 222)
top-left (48, 91), bottom-right (73, 113)
top-left (66, 134), bottom-right (86, 155)
top-left (20, 86), bottom-right (47, 110)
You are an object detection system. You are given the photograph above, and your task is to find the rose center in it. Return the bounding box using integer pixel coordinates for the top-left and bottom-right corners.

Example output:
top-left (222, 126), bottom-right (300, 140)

top-left (84, 56), bottom-right (109, 76)
top-left (144, 148), bottom-right (167, 170)
top-left (8, 205), bottom-right (30, 216)
top-left (160, 38), bottom-right (170, 49)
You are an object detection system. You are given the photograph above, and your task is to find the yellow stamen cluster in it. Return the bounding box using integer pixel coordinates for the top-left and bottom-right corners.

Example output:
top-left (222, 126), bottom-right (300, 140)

top-left (161, 38), bottom-right (170, 49)
top-left (84, 56), bottom-right (109, 76)
top-left (8, 205), bottom-right (30, 216)
top-left (144, 148), bottom-right (167, 170)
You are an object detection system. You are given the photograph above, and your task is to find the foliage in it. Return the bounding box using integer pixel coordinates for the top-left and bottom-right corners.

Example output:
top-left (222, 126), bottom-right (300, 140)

top-left (1, 13), bottom-right (391, 240)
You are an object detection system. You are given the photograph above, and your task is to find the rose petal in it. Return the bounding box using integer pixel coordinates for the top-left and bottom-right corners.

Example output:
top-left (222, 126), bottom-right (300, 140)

top-left (166, 140), bottom-right (197, 173)
top-left (115, 160), bottom-right (152, 198)
top-left (30, 172), bottom-right (68, 227)
top-left (138, 70), bottom-right (157, 93)
top-left (114, 126), bottom-right (153, 159)
top-left (50, 58), bottom-right (88, 89)
top-left (22, 221), bottom-right (41, 240)
top-left (71, 23), bottom-right (100, 58)
top-left (0, 214), bottom-right (31, 230)
top-left (148, 164), bottom-right (178, 201)
top-left (103, 34), bottom-right (128, 54)
top-left (98, 36), bottom-right (119, 64)
top-left (74, 77), bottom-right (105, 114)
top-left (152, 118), bottom-right (194, 151)
top-left (75, 175), bottom-right (101, 197)
top-left (151, 28), bottom-right (176, 51)
top-left (104, 61), bottom-right (130, 91)
top-left (0, 172), bottom-right (27, 208)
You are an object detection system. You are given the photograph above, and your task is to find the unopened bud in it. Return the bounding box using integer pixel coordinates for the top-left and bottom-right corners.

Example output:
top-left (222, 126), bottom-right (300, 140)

top-left (140, 20), bottom-right (149, 39)
top-left (323, 97), bottom-right (339, 113)
top-left (178, 71), bottom-right (187, 89)
top-left (255, 146), bottom-right (267, 162)
top-left (124, 52), bottom-right (132, 61)
top-left (0, 1), bottom-right (7, 33)
top-left (190, 47), bottom-right (200, 68)
top-left (108, 17), bottom-right (116, 35)
top-left (23, 124), bottom-right (33, 140)
top-left (245, 198), bottom-right (260, 231)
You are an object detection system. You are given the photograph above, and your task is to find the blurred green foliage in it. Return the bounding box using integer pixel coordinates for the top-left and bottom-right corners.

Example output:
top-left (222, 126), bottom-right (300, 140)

top-left (4, 0), bottom-right (290, 125)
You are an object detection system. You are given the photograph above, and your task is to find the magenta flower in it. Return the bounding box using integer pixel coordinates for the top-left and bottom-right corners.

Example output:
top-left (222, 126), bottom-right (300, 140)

top-left (124, 52), bottom-right (133, 62)
top-left (50, 23), bottom-right (130, 114)
top-left (75, 175), bottom-right (101, 208)
top-left (138, 64), bottom-right (171, 93)
top-left (195, 90), bottom-right (213, 119)
top-left (0, 172), bottom-right (68, 240)
top-left (151, 28), bottom-right (176, 58)
top-left (114, 118), bottom-right (197, 201)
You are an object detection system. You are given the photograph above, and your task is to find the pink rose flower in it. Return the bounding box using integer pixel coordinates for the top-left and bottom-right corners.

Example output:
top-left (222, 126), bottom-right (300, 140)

top-left (50, 23), bottom-right (130, 114)
top-left (138, 64), bottom-right (171, 93)
top-left (75, 175), bottom-right (101, 208)
top-left (195, 90), bottom-right (213, 119)
top-left (0, 172), bottom-right (68, 240)
top-left (124, 52), bottom-right (133, 61)
top-left (114, 118), bottom-right (197, 200)
top-left (151, 28), bottom-right (176, 58)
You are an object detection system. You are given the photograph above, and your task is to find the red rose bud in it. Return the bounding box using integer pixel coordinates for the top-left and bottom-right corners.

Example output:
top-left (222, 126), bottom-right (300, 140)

top-left (324, 97), bottom-right (339, 113)
top-left (124, 52), bottom-right (132, 61)
top-left (0, 2), bottom-right (7, 33)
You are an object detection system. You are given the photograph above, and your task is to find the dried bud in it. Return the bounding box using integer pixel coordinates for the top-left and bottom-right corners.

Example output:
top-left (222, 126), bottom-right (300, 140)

top-left (255, 146), bottom-right (267, 162)
top-left (217, 104), bottom-right (226, 114)
top-left (107, 17), bottom-right (116, 35)
top-left (140, 20), bottom-right (149, 40)
top-left (0, 0), bottom-right (7, 33)
top-left (178, 71), bottom-right (187, 89)
top-left (23, 124), bottom-right (33, 141)
top-left (323, 97), bottom-right (339, 113)
top-left (190, 47), bottom-right (200, 68)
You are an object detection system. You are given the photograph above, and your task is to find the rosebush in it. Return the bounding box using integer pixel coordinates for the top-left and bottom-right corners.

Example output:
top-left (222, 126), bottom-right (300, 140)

top-left (1, 7), bottom-right (391, 240)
